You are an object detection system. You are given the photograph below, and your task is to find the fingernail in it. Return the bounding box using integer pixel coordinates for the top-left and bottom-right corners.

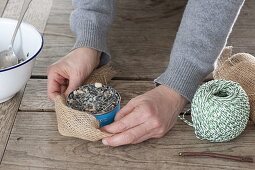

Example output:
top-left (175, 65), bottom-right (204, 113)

top-left (102, 139), bottom-right (109, 146)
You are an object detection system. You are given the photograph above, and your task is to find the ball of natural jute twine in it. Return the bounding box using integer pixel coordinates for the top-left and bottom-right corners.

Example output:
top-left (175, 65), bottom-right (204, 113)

top-left (54, 64), bottom-right (116, 141)
top-left (214, 46), bottom-right (255, 124)
top-left (179, 79), bottom-right (250, 142)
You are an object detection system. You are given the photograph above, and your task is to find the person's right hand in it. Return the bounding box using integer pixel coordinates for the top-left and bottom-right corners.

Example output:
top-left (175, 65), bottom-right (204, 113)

top-left (47, 47), bottom-right (100, 101)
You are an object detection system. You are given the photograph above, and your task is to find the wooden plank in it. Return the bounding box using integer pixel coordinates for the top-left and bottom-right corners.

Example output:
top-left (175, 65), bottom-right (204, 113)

top-left (0, 0), bottom-right (8, 17)
top-left (0, 89), bottom-right (24, 162)
top-left (0, 112), bottom-right (254, 169)
top-left (2, 0), bottom-right (52, 33)
top-left (32, 0), bottom-right (187, 79)
top-left (108, 0), bottom-right (185, 80)
top-left (0, 0), bottom-right (53, 165)
top-left (19, 79), bottom-right (155, 111)
top-left (33, 0), bottom-right (255, 79)
top-left (0, 164), bottom-right (46, 170)
top-left (228, 0), bottom-right (255, 55)
top-left (32, 0), bottom-right (75, 77)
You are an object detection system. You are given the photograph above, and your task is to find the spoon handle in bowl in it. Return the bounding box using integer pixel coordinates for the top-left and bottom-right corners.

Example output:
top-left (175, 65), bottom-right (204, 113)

top-left (11, 0), bottom-right (33, 46)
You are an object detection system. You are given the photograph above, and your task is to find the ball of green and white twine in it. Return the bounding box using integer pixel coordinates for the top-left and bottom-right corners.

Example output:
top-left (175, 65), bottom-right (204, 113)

top-left (179, 79), bottom-right (250, 142)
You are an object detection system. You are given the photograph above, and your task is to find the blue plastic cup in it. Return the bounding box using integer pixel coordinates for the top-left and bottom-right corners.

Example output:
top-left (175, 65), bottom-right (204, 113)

top-left (94, 93), bottom-right (121, 127)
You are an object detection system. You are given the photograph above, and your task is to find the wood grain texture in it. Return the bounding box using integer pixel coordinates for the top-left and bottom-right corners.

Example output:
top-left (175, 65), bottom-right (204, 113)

top-left (108, 0), bottom-right (186, 80)
top-left (0, 0), bottom-right (53, 165)
top-left (1, 0), bottom-right (255, 169)
top-left (0, 112), bottom-right (254, 170)
top-left (33, 0), bottom-right (255, 80)
top-left (19, 79), bottom-right (155, 111)
top-left (0, 89), bottom-right (24, 162)
top-left (32, 0), bottom-right (75, 77)
top-left (0, 0), bottom-right (8, 17)
top-left (32, 0), bottom-right (187, 78)
top-left (228, 0), bottom-right (255, 55)
top-left (2, 0), bottom-right (53, 33)
top-left (19, 78), bottom-right (190, 113)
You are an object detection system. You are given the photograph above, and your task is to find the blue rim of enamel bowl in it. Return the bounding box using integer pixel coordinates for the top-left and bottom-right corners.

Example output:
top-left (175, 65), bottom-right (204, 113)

top-left (0, 18), bottom-right (43, 73)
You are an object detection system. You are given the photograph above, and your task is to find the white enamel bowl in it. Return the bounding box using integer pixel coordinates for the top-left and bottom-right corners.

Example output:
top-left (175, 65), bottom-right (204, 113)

top-left (0, 18), bottom-right (43, 103)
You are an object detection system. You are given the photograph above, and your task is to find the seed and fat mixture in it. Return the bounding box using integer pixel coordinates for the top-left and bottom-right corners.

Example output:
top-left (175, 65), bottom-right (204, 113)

top-left (67, 83), bottom-right (120, 114)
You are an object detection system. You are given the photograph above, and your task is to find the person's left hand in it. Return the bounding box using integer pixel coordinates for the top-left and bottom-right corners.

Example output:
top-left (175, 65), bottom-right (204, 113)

top-left (101, 85), bottom-right (188, 146)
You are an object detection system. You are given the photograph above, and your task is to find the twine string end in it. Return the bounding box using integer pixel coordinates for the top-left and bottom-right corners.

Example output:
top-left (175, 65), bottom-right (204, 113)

top-left (179, 152), bottom-right (254, 163)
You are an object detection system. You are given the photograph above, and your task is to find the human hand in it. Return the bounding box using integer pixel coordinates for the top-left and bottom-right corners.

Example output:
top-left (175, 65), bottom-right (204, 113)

top-left (101, 85), bottom-right (188, 146)
top-left (47, 47), bottom-right (101, 100)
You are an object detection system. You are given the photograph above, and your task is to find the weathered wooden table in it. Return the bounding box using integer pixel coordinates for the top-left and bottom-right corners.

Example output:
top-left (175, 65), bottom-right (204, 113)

top-left (0, 0), bottom-right (255, 169)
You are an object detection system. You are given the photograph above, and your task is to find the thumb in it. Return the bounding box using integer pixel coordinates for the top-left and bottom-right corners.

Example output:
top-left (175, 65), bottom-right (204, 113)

top-left (64, 76), bottom-right (83, 96)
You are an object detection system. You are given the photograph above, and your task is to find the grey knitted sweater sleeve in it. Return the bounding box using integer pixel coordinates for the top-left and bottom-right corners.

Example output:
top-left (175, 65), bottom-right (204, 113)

top-left (70, 0), bottom-right (244, 101)
top-left (155, 0), bottom-right (244, 101)
top-left (70, 0), bottom-right (114, 65)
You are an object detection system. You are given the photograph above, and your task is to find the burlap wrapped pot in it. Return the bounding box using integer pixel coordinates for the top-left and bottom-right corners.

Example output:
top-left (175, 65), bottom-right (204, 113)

top-left (54, 64), bottom-right (116, 141)
top-left (213, 46), bottom-right (255, 123)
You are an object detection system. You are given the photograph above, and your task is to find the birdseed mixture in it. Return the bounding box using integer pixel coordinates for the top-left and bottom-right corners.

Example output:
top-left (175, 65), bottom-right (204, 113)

top-left (67, 83), bottom-right (120, 114)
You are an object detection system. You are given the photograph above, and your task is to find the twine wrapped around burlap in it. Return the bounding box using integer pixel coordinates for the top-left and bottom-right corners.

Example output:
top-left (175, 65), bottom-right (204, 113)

top-left (54, 64), bottom-right (116, 141)
top-left (213, 46), bottom-right (255, 123)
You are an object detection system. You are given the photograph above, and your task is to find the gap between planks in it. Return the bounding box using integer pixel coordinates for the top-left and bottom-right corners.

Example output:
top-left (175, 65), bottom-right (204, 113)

top-left (19, 79), bottom-right (192, 113)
